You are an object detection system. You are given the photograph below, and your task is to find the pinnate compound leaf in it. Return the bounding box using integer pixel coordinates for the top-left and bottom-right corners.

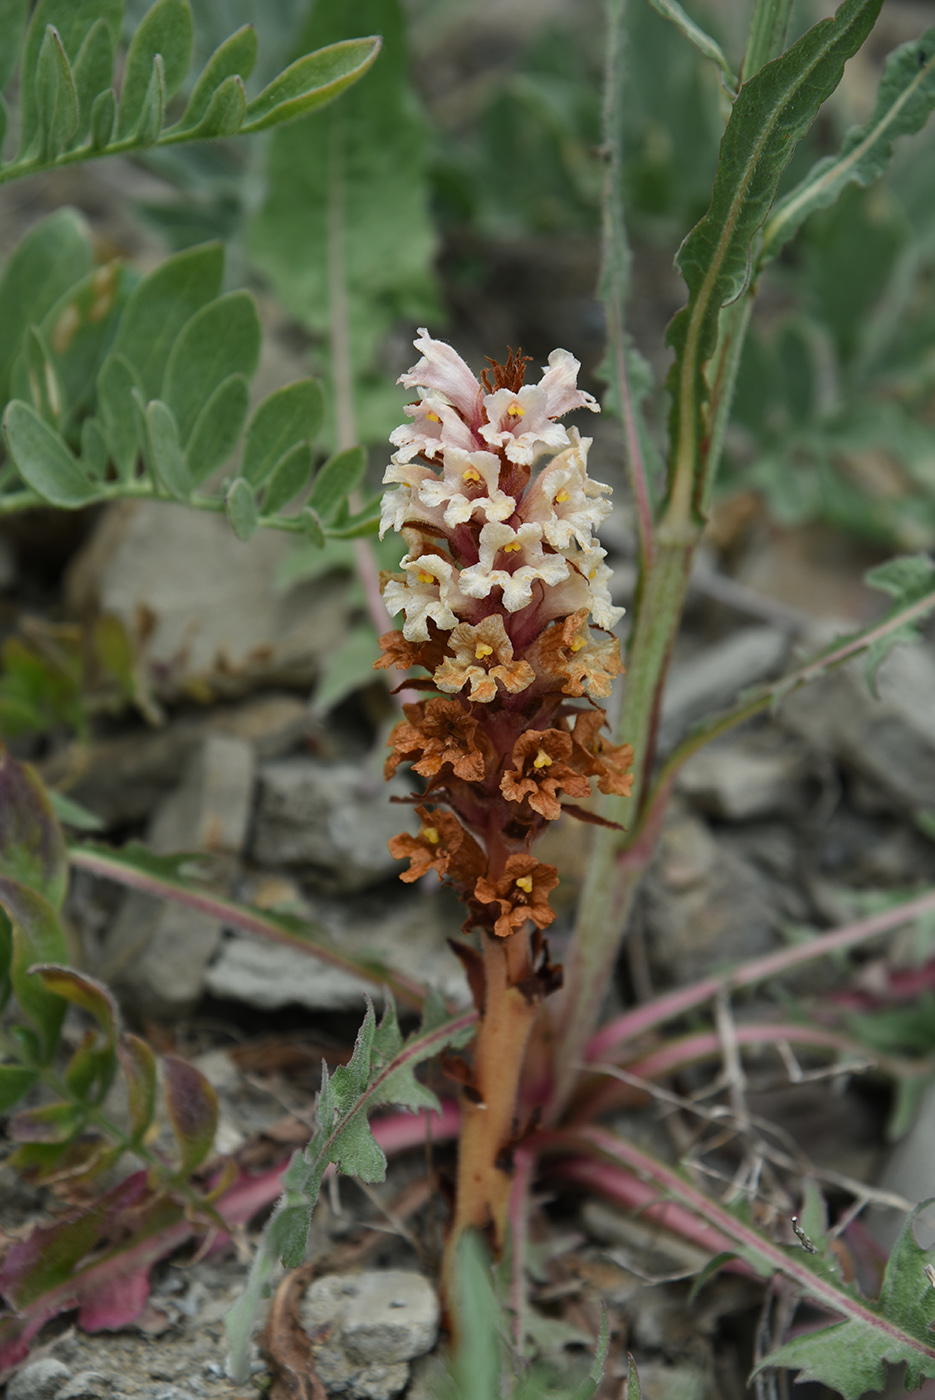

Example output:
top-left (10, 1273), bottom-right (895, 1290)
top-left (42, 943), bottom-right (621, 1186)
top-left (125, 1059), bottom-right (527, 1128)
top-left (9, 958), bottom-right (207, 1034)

top-left (162, 1055), bottom-right (218, 1176)
top-left (241, 379), bottom-right (324, 487)
top-left (175, 24), bottom-right (257, 132)
top-left (756, 1202), bottom-right (935, 1398)
top-left (0, 878), bottom-right (69, 1063)
top-left (224, 477), bottom-right (258, 542)
top-left (240, 36), bottom-right (381, 135)
top-left (0, 748), bottom-right (68, 909)
top-left (185, 372), bottom-right (249, 486)
top-left (17, 0), bottom-right (121, 156)
top-left (308, 445), bottom-right (367, 521)
top-left (168, 72), bottom-right (244, 142)
top-left (35, 25), bottom-right (79, 161)
top-left (162, 290), bottom-right (260, 444)
top-left (668, 0), bottom-right (882, 470)
top-left (3, 401), bottom-right (98, 507)
top-left (117, 0), bottom-right (192, 139)
top-left (764, 27), bottom-right (935, 262)
top-left (110, 242), bottom-right (223, 400)
top-left (863, 553), bottom-right (935, 694)
top-left (117, 1033), bottom-right (157, 1140)
top-left (260, 441), bottom-right (313, 517)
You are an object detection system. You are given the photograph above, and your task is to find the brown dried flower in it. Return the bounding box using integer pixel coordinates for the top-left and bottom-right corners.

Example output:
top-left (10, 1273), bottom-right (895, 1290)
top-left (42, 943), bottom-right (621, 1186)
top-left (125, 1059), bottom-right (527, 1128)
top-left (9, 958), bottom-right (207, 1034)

top-left (474, 855), bottom-right (560, 938)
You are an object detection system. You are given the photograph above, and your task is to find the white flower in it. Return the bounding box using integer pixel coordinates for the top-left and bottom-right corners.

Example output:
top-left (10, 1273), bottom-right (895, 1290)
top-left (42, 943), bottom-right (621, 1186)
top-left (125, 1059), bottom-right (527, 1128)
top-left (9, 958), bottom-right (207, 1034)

top-left (520, 430), bottom-right (612, 549)
top-left (563, 543), bottom-right (624, 629)
top-left (418, 448), bottom-right (516, 527)
top-left (379, 460), bottom-right (445, 539)
top-left (479, 385), bottom-right (571, 464)
top-left (397, 329), bottom-right (484, 429)
top-left (389, 392), bottom-right (478, 463)
top-left (459, 521), bottom-right (569, 611)
top-left (382, 553), bottom-right (472, 641)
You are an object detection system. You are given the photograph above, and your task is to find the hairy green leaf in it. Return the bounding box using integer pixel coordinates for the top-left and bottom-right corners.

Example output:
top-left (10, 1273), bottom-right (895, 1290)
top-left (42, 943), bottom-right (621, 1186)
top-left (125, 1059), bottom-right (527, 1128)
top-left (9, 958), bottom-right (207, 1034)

top-left (46, 790), bottom-right (103, 832)
top-left (240, 35), bottom-right (381, 135)
top-left (176, 23), bottom-right (257, 131)
top-left (117, 0), bottom-right (193, 139)
top-left (32, 965), bottom-right (118, 1039)
top-left (241, 379), bottom-right (324, 487)
top-left (144, 399), bottom-right (191, 499)
top-left (110, 242), bottom-right (223, 399)
top-left (35, 25), bottom-right (79, 161)
top-left (11, 327), bottom-right (64, 428)
top-left (27, 259), bottom-right (125, 434)
top-left (309, 445), bottom-right (366, 520)
top-left (3, 400), bottom-right (99, 507)
top-left (757, 1202), bottom-right (935, 1397)
top-left (17, 0), bottom-right (121, 156)
top-left (298, 505), bottom-right (325, 547)
top-left (224, 477), bottom-right (258, 541)
top-left (0, 749), bottom-right (68, 910)
top-left (261, 442), bottom-right (313, 517)
top-left (667, 0), bottom-right (882, 509)
top-left (185, 372), bottom-right (249, 486)
top-left (96, 352), bottom-right (143, 480)
top-left (88, 86), bottom-right (115, 148)
top-left (70, 18), bottom-right (115, 146)
top-left (0, 208), bottom-right (92, 405)
top-left (164, 72), bottom-right (244, 142)
top-left (162, 289), bottom-right (260, 443)
top-left (646, 0), bottom-right (737, 89)
top-left (764, 26), bottom-right (935, 261)
top-left (0, 878), bottom-right (69, 1063)
top-left (134, 54), bottom-right (166, 147)
top-left (0, 0), bottom-right (29, 92)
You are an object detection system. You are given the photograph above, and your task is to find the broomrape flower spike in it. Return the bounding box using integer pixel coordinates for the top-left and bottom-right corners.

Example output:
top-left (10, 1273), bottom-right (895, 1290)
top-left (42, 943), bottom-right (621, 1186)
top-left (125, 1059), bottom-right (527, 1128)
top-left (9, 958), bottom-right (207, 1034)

top-left (375, 330), bottom-right (633, 1269)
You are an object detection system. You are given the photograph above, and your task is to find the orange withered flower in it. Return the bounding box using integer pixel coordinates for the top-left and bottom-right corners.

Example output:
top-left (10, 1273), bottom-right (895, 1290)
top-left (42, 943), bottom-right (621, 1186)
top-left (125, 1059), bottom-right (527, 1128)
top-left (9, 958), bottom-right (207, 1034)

top-left (385, 698), bottom-right (491, 783)
top-left (474, 855), bottom-right (560, 938)
top-left (500, 729), bottom-right (591, 821)
top-left (570, 710), bottom-right (635, 797)
top-left (388, 805), bottom-right (486, 885)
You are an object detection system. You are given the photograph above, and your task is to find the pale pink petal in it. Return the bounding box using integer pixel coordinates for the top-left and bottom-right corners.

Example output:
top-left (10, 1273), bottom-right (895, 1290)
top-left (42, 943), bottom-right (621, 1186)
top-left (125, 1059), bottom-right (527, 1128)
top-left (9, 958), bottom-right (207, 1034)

top-left (398, 329), bottom-right (484, 425)
top-left (537, 348), bottom-right (599, 418)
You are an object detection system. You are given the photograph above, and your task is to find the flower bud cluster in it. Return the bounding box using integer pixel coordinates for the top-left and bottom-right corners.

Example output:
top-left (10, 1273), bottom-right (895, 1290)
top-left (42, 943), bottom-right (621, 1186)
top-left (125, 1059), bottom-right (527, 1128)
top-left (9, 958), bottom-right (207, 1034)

top-left (377, 331), bottom-right (633, 941)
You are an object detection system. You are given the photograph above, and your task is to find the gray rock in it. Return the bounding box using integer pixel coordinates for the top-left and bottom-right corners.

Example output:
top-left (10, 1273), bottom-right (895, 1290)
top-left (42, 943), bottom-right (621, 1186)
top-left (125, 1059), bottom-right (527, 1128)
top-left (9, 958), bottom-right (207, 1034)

top-left (659, 626), bottom-right (789, 751)
top-left (779, 641), bottom-right (935, 814)
top-left (56, 1374), bottom-right (111, 1400)
top-left (252, 759), bottom-right (414, 891)
top-left (6, 1358), bottom-right (72, 1400)
top-left (676, 732), bottom-right (808, 821)
top-left (65, 501), bottom-right (350, 698)
top-left (205, 886), bottom-right (469, 1012)
top-left (302, 1272), bottom-right (438, 1400)
top-left (100, 735), bottom-right (254, 1018)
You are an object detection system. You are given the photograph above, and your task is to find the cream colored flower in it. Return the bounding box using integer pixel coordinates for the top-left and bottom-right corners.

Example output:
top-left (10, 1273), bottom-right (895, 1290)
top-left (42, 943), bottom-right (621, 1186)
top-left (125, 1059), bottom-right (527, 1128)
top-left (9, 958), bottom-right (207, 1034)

top-left (521, 430), bottom-right (612, 550)
top-left (434, 614), bottom-right (535, 702)
top-left (382, 553), bottom-right (472, 641)
top-left (418, 447), bottom-right (516, 527)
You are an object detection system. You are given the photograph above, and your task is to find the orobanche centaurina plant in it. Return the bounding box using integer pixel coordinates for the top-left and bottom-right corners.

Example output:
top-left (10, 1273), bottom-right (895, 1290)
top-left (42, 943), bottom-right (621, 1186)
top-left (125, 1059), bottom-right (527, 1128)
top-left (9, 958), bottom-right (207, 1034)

top-left (376, 332), bottom-right (632, 1259)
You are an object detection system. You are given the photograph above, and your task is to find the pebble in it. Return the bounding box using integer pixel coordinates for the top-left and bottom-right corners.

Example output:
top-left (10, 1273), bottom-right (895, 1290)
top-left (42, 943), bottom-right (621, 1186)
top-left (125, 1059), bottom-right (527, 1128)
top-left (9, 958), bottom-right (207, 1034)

top-left (6, 1358), bottom-right (72, 1400)
top-left (301, 1271), bottom-right (439, 1400)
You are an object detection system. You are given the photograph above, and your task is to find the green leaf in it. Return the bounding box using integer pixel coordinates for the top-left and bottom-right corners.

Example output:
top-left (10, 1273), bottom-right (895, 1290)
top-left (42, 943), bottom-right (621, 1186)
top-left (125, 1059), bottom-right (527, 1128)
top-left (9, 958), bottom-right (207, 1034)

top-left (3, 400), bottom-right (99, 508)
top-left (646, 0), bottom-right (737, 89)
top-left (0, 0), bottom-right (29, 91)
top-left (162, 72), bottom-right (244, 142)
top-left (0, 208), bottom-right (92, 405)
top-left (0, 1066), bottom-right (37, 1113)
top-left (261, 442), bottom-right (313, 517)
top-left (308, 445), bottom-right (366, 520)
top-left (88, 87), bottom-right (115, 148)
top-left (96, 352), bottom-right (143, 480)
top-left (162, 290), bottom-right (260, 444)
top-left (70, 18), bottom-right (114, 146)
top-left (568, 1306), bottom-right (612, 1400)
top-left (0, 750), bottom-right (67, 910)
top-left (311, 623), bottom-right (380, 716)
top-left (224, 477), bottom-right (258, 542)
top-left (667, 0), bottom-right (883, 507)
top-left (11, 326), bottom-right (64, 428)
top-left (117, 0), bottom-right (192, 139)
top-left (110, 242), bottom-right (223, 400)
top-left (864, 553), bottom-right (935, 693)
top-left (0, 878), bottom-right (69, 1063)
top-left (32, 965), bottom-right (117, 1039)
top-left (17, 0), bottom-right (121, 156)
top-left (117, 1033), bottom-right (157, 1139)
top-left (757, 1201), bottom-right (935, 1397)
top-left (35, 25), bottom-right (79, 161)
top-left (241, 379), bottom-right (324, 488)
top-left (9, 1100), bottom-right (82, 1143)
top-left (763, 27), bottom-right (935, 262)
top-left (134, 54), bottom-right (166, 148)
top-left (145, 399), bottom-right (191, 499)
top-left (240, 36), bottom-right (381, 135)
top-left (175, 24), bottom-right (257, 131)
top-left (298, 505), bottom-right (325, 547)
top-left (185, 372), bottom-right (249, 486)
top-left (162, 1054), bottom-right (218, 1176)
top-left (30, 259), bottom-right (125, 435)
top-left (46, 789), bottom-right (103, 832)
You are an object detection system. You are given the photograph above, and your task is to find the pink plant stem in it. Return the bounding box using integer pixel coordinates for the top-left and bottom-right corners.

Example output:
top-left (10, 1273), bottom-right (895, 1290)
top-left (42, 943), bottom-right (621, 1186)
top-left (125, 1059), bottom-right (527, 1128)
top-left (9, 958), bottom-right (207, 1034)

top-left (587, 888), bottom-right (935, 1063)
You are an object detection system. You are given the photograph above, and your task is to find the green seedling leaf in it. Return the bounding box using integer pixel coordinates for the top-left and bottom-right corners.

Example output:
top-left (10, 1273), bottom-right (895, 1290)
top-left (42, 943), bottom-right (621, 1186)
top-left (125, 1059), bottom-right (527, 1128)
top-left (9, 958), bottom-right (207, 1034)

top-left (162, 1054), bottom-right (218, 1176)
top-left (0, 208), bottom-right (92, 405)
top-left (3, 400), bottom-right (98, 507)
top-left (0, 0), bottom-right (29, 91)
top-left (46, 790), bottom-right (103, 832)
top-left (110, 242), bottom-right (223, 400)
top-left (0, 878), bottom-right (69, 1063)
top-left (261, 441), bottom-right (313, 517)
top-left (70, 18), bottom-right (114, 146)
top-left (763, 26), bottom-right (935, 261)
top-left (97, 352), bottom-right (143, 480)
top-left (145, 399), bottom-right (191, 499)
top-left (667, 0), bottom-right (883, 510)
top-left (88, 87), bottom-right (115, 148)
top-left (32, 964), bottom-right (118, 1038)
top-left (185, 372), bottom-right (249, 486)
top-left (0, 1067), bottom-right (37, 1113)
top-left (224, 477), bottom-right (258, 542)
top-left (35, 25), bottom-right (79, 161)
top-left (308, 444), bottom-right (366, 520)
top-left (175, 24), bottom-right (257, 131)
top-left (134, 54), bottom-right (166, 148)
top-left (241, 379), bottom-right (324, 488)
top-left (117, 1033), bottom-right (157, 1140)
top-left (646, 0), bottom-right (737, 90)
top-left (240, 36), bottom-right (381, 135)
top-left (162, 290), bottom-right (260, 444)
top-left (757, 1201), bottom-right (935, 1397)
top-left (117, 0), bottom-right (192, 139)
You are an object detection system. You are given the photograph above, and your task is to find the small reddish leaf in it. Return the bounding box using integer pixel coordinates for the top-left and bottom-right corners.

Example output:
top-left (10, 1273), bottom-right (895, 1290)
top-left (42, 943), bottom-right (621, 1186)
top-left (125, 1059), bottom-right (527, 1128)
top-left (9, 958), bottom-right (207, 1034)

top-left (32, 965), bottom-right (119, 1040)
top-left (118, 1033), bottom-right (157, 1139)
top-left (8, 1100), bottom-right (81, 1143)
top-left (0, 748), bottom-right (68, 910)
top-left (1, 879), bottom-right (69, 1062)
top-left (162, 1055), bottom-right (218, 1176)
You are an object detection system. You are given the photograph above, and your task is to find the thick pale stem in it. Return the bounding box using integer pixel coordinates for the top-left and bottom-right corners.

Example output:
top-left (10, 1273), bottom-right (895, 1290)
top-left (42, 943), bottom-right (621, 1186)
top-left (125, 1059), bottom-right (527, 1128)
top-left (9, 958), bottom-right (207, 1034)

top-left (446, 931), bottom-right (539, 1268)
